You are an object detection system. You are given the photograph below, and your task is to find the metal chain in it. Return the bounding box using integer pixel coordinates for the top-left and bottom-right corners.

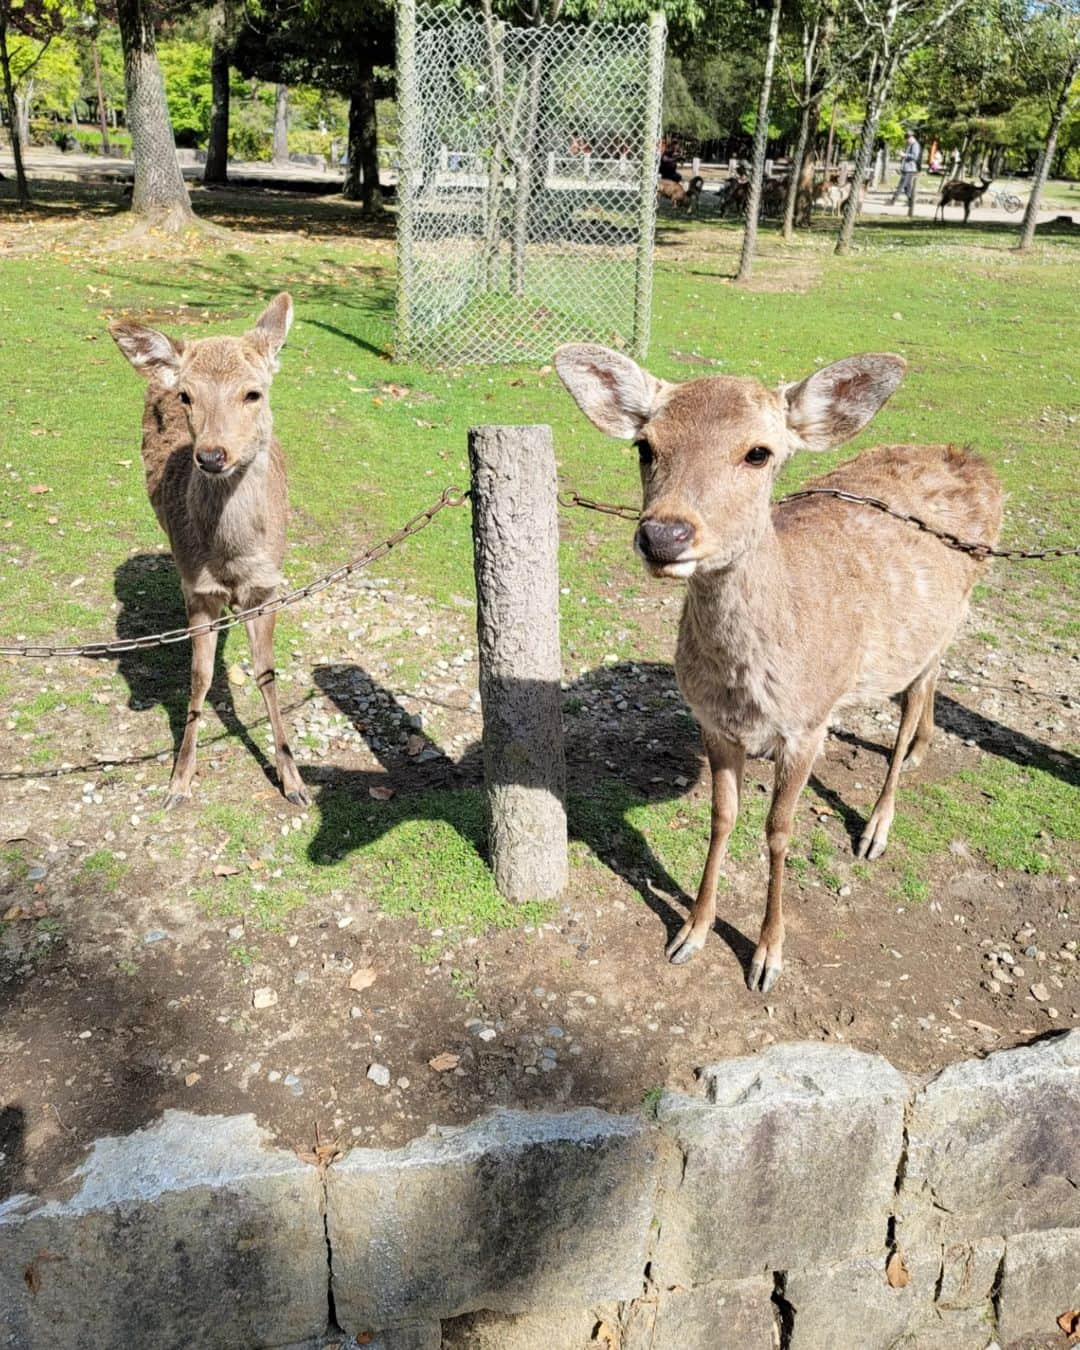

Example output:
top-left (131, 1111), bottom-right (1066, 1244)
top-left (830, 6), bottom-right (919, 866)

top-left (559, 485), bottom-right (1080, 561)
top-left (2, 478), bottom-right (1074, 663)
top-left (0, 486), bottom-right (469, 661)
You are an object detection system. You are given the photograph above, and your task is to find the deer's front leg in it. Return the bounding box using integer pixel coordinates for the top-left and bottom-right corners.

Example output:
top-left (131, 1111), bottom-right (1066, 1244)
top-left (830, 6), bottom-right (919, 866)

top-left (167, 600), bottom-right (221, 808)
top-left (666, 733), bottom-right (745, 966)
top-left (246, 610), bottom-right (310, 807)
top-left (748, 728), bottom-right (824, 994)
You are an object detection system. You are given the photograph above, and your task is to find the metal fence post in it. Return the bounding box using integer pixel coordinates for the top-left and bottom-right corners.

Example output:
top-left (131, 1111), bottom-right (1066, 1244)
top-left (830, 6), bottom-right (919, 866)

top-left (394, 0), bottom-right (418, 360)
top-left (632, 10), bottom-right (666, 362)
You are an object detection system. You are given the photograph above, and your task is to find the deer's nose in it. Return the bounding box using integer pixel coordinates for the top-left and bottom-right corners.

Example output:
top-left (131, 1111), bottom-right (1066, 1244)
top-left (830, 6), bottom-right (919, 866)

top-left (637, 517), bottom-right (694, 563)
top-left (195, 447), bottom-right (227, 474)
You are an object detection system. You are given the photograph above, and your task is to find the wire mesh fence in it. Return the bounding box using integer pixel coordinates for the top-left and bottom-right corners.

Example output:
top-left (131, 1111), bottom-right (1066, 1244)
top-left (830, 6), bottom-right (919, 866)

top-left (395, 0), bottom-right (665, 365)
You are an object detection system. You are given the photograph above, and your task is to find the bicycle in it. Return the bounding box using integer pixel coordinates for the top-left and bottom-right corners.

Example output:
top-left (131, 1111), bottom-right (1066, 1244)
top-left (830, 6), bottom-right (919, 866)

top-left (987, 185), bottom-right (1024, 212)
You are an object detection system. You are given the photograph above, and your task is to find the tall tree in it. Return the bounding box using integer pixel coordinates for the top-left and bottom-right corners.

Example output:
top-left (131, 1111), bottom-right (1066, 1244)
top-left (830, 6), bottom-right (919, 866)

top-left (203, 0), bottom-right (234, 184)
top-left (834, 0), bottom-right (971, 255)
top-left (271, 80), bottom-right (288, 165)
top-left (737, 0), bottom-right (783, 281)
top-left (115, 0), bottom-right (195, 226)
top-left (1012, 0), bottom-right (1080, 249)
top-left (0, 0), bottom-right (67, 207)
top-left (233, 0), bottom-right (393, 212)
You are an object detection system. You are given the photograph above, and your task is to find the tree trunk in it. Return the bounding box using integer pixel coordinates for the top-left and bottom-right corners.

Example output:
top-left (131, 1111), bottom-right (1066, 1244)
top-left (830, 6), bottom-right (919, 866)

top-left (203, 2), bottom-right (231, 184)
top-left (737, 0), bottom-right (783, 282)
top-left (91, 35), bottom-right (110, 154)
top-left (1017, 48), bottom-right (1080, 252)
top-left (469, 424), bottom-right (567, 903)
top-left (0, 11), bottom-right (30, 206)
top-left (835, 72), bottom-right (891, 256)
top-left (115, 0), bottom-right (194, 225)
top-left (824, 98), bottom-right (837, 168)
top-left (15, 84), bottom-right (29, 150)
top-left (343, 61), bottom-right (381, 211)
top-left (272, 82), bottom-right (288, 167)
top-left (781, 100), bottom-right (812, 240)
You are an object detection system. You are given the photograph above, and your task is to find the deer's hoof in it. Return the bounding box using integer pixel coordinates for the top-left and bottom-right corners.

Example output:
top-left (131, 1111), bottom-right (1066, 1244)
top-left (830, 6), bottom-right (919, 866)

top-left (285, 786), bottom-right (311, 808)
top-left (165, 790), bottom-right (191, 810)
top-left (747, 947), bottom-right (783, 993)
top-left (856, 813), bottom-right (892, 861)
top-left (666, 923), bottom-right (704, 965)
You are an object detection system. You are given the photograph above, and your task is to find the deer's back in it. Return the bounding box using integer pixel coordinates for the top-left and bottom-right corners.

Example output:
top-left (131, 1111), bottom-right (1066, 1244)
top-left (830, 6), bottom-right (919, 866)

top-left (775, 443), bottom-right (1002, 705)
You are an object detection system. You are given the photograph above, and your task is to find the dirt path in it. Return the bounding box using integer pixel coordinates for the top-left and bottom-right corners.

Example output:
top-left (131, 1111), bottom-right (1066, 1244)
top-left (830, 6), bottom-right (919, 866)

top-left (2, 540), bottom-right (1077, 1198)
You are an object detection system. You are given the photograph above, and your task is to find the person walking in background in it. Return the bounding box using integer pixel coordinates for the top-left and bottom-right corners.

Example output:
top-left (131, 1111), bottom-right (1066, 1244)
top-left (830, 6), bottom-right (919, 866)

top-left (889, 131), bottom-right (921, 208)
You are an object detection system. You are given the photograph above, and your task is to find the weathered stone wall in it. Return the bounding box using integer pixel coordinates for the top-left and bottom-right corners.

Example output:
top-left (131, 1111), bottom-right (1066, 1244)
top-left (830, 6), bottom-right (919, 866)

top-left (2, 1033), bottom-right (1077, 1350)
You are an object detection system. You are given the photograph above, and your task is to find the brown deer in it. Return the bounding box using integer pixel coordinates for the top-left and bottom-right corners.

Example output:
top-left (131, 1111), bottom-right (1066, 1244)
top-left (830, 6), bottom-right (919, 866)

top-left (935, 176), bottom-right (992, 223)
top-left (555, 345), bottom-right (1002, 993)
top-left (109, 294), bottom-right (310, 809)
top-left (658, 175), bottom-right (704, 214)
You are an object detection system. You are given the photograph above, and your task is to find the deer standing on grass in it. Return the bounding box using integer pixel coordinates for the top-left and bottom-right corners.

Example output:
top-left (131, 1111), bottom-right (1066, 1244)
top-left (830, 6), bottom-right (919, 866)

top-left (935, 177), bottom-right (992, 223)
top-left (109, 294), bottom-right (310, 808)
top-left (555, 345), bottom-right (1002, 993)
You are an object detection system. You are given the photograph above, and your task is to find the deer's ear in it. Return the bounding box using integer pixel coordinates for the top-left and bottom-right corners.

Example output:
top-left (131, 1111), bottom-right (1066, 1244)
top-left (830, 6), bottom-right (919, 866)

top-left (249, 292), bottom-right (293, 368)
top-left (783, 354), bottom-right (906, 451)
top-left (109, 322), bottom-right (184, 388)
top-left (554, 343), bottom-right (668, 439)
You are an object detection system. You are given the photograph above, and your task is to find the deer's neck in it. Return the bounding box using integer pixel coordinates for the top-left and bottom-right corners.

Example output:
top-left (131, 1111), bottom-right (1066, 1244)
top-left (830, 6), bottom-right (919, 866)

top-left (676, 518), bottom-right (795, 751)
top-left (187, 446), bottom-right (271, 549)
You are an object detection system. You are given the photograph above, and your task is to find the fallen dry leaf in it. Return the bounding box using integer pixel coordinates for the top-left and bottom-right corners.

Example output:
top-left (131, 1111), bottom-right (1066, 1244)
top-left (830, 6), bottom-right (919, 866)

top-left (1058, 1309), bottom-right (1080, 1343)
top-left (368, 785), bottom-right (395, 801)
top-left (886, 1249), bottom-right (911, 1289)
top-left (428, 1052), bottom-right (460, 1073)
top-left (227, 663), bottom-right (248, 687)
top-left (213, 864), bottom-right (241, 878)
top-left (349, 967), bottom-right (377, 993)
top-left (3, 904), bottom-right (25, 922)
top-left (592, 1318), bottom-right (618, 1348)
top-left (28, 483), bottom-right (51, 494)
top-left (184, 1072), bottom-right (201, 1088)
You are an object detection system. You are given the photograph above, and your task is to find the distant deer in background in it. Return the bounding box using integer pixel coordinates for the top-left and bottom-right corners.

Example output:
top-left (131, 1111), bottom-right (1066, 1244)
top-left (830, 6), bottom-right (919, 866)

top-left (109, 294), bottom-right (310, 808)
top-left (935, 176), bottom-right (992, 223)
top-left (555, 344), bottom-right (1002, 993)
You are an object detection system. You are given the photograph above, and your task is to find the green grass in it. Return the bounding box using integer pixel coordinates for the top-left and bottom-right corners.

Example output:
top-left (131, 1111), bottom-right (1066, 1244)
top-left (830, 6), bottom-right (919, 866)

top-left (895, 757), bottom-right (1079, 875)
top-left (0, 187), bottom-right (1077, 929)
top-left (76, 849), bottom-right (128, 891)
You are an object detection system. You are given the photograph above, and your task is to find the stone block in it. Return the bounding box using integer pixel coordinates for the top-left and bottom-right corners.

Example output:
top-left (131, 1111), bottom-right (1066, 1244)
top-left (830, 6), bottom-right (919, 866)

top-left (899, 1030), bottom-right (1080, 1245)
top-left (631, 1277), bottom-right (777, 1350)
top-left (997, 1228), bottom-right (1080, 1346)
top-left (441, 1304), bottom-right (613, 1350)
top-left (0, 1111), bottom-right (326, 1350)
top-left (936, 1239), bottom-right (1004, 1311)
top-left (653, 1042), bottom-right (907, 1283)
top-left (326, 1108), bottom-right (661, 1334)
top-left (783, 1253), bottom-right (932, 1349)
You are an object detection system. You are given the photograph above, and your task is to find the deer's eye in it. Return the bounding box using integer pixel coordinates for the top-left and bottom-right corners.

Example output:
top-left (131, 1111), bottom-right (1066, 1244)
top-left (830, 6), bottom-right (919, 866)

top-left (244, 390), bottom-right (262, 404)
top-left (177, 390), bottom-right (191, 406)
top-left (744, 446), bottom-right (772, 466)
top-left (636, 439), bottom-right (654, 467)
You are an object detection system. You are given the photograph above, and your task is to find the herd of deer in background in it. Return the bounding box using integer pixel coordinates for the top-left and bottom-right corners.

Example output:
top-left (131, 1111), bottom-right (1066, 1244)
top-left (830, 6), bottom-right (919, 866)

top-left (658, 162), bottom-right (1000, 223)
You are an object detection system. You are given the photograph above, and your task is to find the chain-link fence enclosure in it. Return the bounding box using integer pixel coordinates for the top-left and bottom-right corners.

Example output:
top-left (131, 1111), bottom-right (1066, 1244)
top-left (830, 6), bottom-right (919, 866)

top-left (395, 0), bottom-right (665, 365)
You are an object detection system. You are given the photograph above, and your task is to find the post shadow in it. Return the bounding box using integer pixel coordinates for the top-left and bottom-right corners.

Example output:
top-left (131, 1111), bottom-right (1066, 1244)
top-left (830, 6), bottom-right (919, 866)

top-left (306, 659), bottom-right (756, 971)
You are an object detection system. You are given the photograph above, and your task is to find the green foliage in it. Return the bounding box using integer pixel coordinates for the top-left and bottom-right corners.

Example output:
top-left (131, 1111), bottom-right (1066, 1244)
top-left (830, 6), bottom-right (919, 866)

top-left (157, 38), bottom-right (213, 141)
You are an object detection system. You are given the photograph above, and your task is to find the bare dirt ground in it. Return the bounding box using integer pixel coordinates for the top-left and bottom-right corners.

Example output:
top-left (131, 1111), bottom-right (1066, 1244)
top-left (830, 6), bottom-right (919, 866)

top-left (1, 539), bottom-right (1077, 1200)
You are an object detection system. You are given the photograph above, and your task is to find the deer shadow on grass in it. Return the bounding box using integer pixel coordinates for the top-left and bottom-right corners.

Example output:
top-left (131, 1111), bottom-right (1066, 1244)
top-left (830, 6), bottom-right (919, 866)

top-left (304, 659), bottom-right (756, 970)
top-left (107, 553), bottom-right (282, 794)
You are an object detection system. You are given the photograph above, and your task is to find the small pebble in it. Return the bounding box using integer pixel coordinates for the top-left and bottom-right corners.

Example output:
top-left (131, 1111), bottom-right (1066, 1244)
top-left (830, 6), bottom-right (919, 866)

top-left (283, 1073), bottom-right (303, 1096)
top-left (1030, 982), bottom-right (1050, 1003)
top-left (143, 930), bottom-right (167, 944)
top-left (367, 1062), bottom-right (391, 1087)
top-left (268, 1070), bottom-right (281, 1083)
top-left (26, 864), bottom-right (46, 882)
top-left (252, 987), bottom-right (278, 1010)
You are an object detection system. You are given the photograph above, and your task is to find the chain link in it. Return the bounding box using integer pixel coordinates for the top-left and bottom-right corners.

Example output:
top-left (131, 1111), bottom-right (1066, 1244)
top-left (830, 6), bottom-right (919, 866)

top-left (558, 485), bottom-right (1079, 561)
top-left (1, 479), bottom-right (1074, 663)
top-left (0, 486), bottom-right (470, 661)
